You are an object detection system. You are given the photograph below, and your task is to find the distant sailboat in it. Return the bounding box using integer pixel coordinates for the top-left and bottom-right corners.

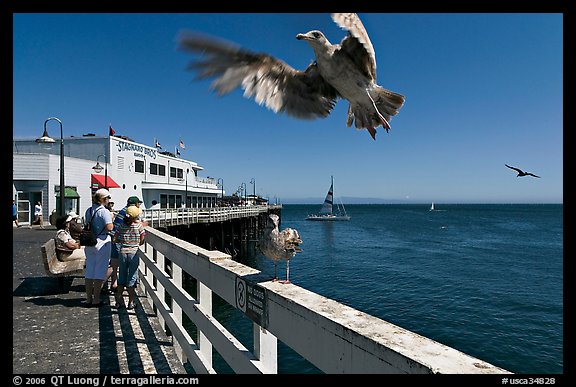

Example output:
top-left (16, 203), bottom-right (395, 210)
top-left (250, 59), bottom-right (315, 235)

top-left (306, 176), bottom-right (350, 221)
top-left (430, 202), bottom-right (435, 211)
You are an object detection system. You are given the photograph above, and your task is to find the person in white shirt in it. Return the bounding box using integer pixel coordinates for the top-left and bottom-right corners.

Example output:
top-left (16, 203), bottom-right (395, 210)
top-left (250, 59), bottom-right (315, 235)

top-left (34, 201), bottom-right (44, 228)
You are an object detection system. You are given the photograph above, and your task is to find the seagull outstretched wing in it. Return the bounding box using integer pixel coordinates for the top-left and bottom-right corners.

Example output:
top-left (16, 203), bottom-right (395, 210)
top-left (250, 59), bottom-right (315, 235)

top-left (505, 164), bottom-right (523, 174)
top-left (332, 13), bottom-right (377, 80)
top-left (178, 32), bottom-right (339, 119)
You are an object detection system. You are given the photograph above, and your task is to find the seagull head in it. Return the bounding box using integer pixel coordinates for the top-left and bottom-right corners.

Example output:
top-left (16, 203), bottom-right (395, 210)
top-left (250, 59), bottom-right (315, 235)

top-left (296, 30), bottom-right (330, 48)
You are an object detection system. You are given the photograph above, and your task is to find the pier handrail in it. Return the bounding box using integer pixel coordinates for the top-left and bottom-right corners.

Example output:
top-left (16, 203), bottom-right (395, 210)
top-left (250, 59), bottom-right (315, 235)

top-left (136, 227), bottom-right (511, 374)
top-left (142, 205), bottom-right (278, 228)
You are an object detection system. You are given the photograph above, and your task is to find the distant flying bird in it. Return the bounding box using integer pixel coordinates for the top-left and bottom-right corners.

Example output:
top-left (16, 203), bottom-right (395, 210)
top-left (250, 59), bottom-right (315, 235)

top-left (178, 13), bottom-right (405, 140)
top-left (258, 214), bottom-right (302, 283)
top-left (505, 164), bottom-right (540, 178)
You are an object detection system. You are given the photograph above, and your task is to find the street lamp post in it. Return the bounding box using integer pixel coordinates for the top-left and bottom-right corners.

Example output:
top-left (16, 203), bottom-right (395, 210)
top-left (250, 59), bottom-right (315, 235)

top-left (185, 168), bottom-right (189, 208)
top-left (217, 178), bottom-right (224, 204)
top-left (92, 154), bottom-right (108, 189)
top-left (36, 117), bottom-right (65, 218)
top-left (250, 178), bottom-right (256, 204)
top-left (240, 182), bottom-right (247, 206)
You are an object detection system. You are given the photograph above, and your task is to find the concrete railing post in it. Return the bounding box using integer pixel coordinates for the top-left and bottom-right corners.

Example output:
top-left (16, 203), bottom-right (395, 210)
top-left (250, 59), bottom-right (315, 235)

top-left (198, 281), bottom-right (213, 369)
top-left (143, 242), bottom-right (155, 306)
top-left (172, 261), bottom-right (187, 364)
top-left (157, 249), bottom-right (166, 328)
top-left (253, 323), bottom-right (277, 374)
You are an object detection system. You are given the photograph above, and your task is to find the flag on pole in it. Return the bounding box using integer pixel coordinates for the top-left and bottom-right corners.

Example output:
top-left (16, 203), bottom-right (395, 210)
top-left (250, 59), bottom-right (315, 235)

top-left (154, 138), bottom-right (162, 148)
top-left (179, 139), bottom-right (186, 149)
top-left (176, 147), bottom-right (181, 156)
top-left (109, 124), bottom-right (116, 136)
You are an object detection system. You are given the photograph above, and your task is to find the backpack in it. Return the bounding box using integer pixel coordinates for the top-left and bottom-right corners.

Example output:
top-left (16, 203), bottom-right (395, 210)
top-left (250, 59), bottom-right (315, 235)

top-left (79, 207), bottom-right (103, 247)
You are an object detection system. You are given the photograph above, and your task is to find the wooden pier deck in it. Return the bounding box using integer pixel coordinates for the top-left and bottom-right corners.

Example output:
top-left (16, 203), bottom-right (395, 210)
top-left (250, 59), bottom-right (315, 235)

top-left (12, 226), bottom-right (188, 374)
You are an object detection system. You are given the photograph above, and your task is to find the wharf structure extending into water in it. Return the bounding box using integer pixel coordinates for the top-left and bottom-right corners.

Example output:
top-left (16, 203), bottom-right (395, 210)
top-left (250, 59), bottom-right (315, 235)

top-left (14, 205), bottom-right (511, 374)
top-left (142, 205), bottom-right (280, 258)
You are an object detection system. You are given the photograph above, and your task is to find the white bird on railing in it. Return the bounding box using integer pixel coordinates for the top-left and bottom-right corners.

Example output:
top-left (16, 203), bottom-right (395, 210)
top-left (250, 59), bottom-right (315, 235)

top-left (258, 214), bottom-right (302, 283)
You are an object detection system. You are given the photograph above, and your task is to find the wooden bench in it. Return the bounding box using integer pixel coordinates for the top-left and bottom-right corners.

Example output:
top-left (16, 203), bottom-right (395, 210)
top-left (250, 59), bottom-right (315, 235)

top-left (40, 238), bottom-right (86, 288)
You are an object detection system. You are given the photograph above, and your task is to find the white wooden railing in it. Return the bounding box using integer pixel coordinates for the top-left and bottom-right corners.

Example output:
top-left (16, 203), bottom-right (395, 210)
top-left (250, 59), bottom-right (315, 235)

top-left (136, 227), bottom-right (512, 374)
top-left (142, 205), bottom-right (278, 228)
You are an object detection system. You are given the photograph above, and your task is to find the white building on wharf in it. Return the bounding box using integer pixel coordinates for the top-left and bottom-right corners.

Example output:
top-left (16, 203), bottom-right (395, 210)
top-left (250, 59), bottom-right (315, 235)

top-left (13, 133), bottom-right (223, 226)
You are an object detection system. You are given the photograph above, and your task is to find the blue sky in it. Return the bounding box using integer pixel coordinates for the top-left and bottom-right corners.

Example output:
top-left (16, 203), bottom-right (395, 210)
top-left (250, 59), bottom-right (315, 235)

top-left (12, 13), bottom-right (563, 203)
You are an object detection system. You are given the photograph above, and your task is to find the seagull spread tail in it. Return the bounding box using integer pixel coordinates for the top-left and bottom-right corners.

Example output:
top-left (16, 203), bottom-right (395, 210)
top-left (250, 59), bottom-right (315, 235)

top-left (347, 85), bottom-right (405, 139)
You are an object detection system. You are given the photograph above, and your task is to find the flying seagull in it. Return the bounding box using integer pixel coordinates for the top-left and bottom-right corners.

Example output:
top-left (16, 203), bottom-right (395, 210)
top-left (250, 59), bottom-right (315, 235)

top-left (258, 214), bottom-right (302, 284)
top-left (178, 13), bottom-right (405, 140)
top-left (505, 164), bottom-right (540, 178)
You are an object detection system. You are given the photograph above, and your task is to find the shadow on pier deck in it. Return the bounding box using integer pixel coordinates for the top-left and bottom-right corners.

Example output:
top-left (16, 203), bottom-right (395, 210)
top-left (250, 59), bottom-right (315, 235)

top-left (12, 226), bottom-right (187, 374)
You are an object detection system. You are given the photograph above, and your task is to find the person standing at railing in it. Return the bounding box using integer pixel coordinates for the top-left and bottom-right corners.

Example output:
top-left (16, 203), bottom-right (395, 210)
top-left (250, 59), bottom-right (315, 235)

top-left (83, 189), bottom-right (114, 307)
top-left (106, 196), bottom-right (148, 295)
top-left (113, 205), bottom-right (146, 309)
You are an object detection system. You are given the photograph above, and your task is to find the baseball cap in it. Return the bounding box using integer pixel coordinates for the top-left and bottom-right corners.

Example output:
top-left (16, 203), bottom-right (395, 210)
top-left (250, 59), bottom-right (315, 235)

top-left (127, 196), bottom-right (143, 205)
top-left (65, 211), bottom-right (79, 223)
top-left (126, 206), bottom-right (142, 218)
top-left (95, 188), bottom-right (111, 198)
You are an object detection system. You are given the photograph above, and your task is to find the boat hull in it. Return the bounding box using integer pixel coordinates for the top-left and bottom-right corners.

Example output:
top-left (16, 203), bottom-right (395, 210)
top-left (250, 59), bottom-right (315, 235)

top-left (306, 215), bottom-right (351, 221)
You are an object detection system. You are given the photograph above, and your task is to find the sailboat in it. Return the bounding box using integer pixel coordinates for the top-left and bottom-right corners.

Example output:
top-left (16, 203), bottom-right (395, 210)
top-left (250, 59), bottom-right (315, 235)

top-left (306, 176), bottom-right (351, 221)
top-left (430, 202), bottom-right (435, 211)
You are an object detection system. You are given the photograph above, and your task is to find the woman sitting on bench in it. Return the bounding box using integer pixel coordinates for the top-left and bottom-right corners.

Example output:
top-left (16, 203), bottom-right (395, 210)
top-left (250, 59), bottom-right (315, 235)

top-left (55, 214), bottom-right (85, 262)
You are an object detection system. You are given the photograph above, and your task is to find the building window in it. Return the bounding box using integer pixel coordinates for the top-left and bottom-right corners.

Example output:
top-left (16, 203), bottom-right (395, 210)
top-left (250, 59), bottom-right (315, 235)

top-left (160, 194), bottom-right (183, 208)
top-left (158, 164), bottom-right (166, 176)
top-left (170, 167), bottom-right (184, 178)
top-left (150, 163), bottom-right (158, 175)
top-left (135, 159), bottom-right (144, 173)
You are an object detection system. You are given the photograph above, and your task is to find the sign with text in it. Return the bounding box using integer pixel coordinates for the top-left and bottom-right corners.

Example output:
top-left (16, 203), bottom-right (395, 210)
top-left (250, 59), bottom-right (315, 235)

top-left (235, 277), bottom-right (268, 328)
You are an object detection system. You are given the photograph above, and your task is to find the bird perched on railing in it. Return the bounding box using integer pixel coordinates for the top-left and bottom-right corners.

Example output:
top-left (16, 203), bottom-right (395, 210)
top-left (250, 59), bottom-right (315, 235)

top-left (258, 214), bottom-right (302, 284)
top-left (178, 13), bottom-right (405, 140)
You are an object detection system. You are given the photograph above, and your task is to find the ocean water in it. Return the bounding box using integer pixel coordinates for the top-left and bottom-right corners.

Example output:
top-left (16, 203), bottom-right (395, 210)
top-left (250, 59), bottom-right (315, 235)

top-left (191, 204), bottom-right (563, 374)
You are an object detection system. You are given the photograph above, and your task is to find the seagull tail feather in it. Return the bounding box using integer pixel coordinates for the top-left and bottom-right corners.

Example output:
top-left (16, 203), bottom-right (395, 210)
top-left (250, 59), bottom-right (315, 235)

top-left (348, 86), bottom-right (405, 138)
top-left (368, 86), bottom-right (405, 124)
top-left (346, 85), bottom-right (405, 139)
